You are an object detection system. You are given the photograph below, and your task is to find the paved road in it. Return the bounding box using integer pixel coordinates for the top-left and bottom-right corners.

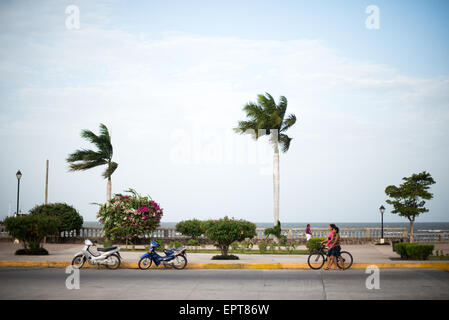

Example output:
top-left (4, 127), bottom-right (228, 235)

top-left (0, 268), bottom-right (448, 300)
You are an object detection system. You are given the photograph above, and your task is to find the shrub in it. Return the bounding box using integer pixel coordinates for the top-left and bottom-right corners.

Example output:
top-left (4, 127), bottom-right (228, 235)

top-left (241, 240), bottom-right (253, 251)
top-left (4, 215), bottom-right (60, 250)
top-left (187, 239), bottom-right (199, 248)
top-left (96, 189), bottom-right (163, 246)
top-left (29, 203), bottom-right (83, 234)
top-left (103, 239), bottom-right (113, 247)
top-left (405, 244), bottom-right (434, 260)
top-left (268, 243), bottom-right (278, 253)
top-left (202, 216), bottom-right (256, 257)
top-left (176, 219), bottom-right (203, 239)
top-left (394, 243), bottom-right (408, 258)
top-left (155, 239), bottom-right (165, 251)
top-left (169, 240), bottom-right (182, 249)
top-left (258, 241), bottom-right (268, 253)
top-left (231, 242), bottom-right (240, 251)
top-left (286, 242), bottom-right (297, 253)
top-left (264, 221), bottom-right (283, 240)
top-left (306, 237), bottom-right (326, 254)
top-left (394, 243), bottom-right (434, 260)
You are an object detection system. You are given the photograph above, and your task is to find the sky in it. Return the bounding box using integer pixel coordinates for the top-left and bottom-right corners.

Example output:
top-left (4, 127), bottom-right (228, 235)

top-left (0, 0), bottom-right (448, 224)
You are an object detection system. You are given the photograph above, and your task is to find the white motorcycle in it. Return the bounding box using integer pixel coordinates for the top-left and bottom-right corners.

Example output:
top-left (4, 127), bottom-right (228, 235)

top-left (72, 239), bottom-right (121, 269)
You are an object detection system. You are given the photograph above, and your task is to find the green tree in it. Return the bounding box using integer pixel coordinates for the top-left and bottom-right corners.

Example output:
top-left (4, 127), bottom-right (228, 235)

top-left (4, 215), bottom-right (60, 250)
top-left (385, 171), bottom-right (436, 242)
top-left (29, 203), bottom-right (83, 234)
top-left (176, 219), bottom-right (204, 239)
top-left (67, 123), bottom-right (118, 202)
top-left (202, 216), bottom-right (256, 256)
top-left (234, 93), bottom-right (297, 226)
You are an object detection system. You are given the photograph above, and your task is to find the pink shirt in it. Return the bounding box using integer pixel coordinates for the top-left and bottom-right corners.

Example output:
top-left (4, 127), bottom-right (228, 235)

top-left (327, 231), bottom-right (334, 248)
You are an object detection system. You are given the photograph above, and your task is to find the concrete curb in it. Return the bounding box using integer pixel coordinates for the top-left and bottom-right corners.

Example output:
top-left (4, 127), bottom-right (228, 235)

top-left (1, 260), bottom-right (449, 270)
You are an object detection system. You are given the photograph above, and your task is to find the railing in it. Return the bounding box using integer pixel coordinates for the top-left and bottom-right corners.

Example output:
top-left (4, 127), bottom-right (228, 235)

top-left (1, 225), bottom-right (448, 244)
top-left (412, 233), bottom-right (449, 243)
top-left (255, 227), bottom-right (408, 243)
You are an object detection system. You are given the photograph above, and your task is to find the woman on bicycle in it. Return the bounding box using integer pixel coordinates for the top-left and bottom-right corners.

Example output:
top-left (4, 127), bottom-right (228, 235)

top-left (321, 224), bottom-right (336, 270)
top-left (326, 226), bottom-right (342, 270)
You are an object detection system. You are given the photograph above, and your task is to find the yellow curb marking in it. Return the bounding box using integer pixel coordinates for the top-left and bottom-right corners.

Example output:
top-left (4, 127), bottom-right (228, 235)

top-left (1, 260), bottom-right (448, 271)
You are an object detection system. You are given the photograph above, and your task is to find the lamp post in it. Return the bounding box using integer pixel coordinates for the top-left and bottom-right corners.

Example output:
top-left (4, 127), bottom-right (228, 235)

top-left (379, 205), bottom-right (385, 244)
top-left (16, 170), bottom-right (22, 216)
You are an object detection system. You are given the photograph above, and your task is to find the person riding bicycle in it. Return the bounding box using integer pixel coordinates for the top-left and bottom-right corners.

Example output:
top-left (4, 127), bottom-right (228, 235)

top-left (326, 226), bottom-right (343, 271)
top-left (321, 224), bottom-right (336, 270)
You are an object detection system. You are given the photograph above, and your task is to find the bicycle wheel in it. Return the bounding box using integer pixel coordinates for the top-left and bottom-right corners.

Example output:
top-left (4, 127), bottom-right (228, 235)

top-left (337, 251), bottom-right (353, 270)
top-left (308, 253), bottom-right (325, 270)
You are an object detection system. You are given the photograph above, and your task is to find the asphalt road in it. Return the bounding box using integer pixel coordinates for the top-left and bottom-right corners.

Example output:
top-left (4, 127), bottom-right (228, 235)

top-left (0, 267), bottom-right (448, 300)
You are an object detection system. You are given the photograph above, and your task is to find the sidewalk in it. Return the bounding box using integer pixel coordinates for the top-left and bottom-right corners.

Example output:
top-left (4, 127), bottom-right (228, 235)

top-left (1, 242), bottom-right (448, 270)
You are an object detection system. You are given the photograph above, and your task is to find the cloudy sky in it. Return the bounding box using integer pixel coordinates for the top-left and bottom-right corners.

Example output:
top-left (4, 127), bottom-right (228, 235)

top-left (1, 0), bottom-right (448, 223)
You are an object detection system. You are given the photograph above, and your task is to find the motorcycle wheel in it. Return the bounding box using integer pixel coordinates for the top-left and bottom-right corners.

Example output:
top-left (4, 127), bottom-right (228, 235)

top-left (138, 257), bottom-right (153, 270)
top-left (172, 254), bottom-right (187, 270)
top-left (105, 253), bottom-right (121, 270)
top-left (72, 255), bottom-right (85, 269)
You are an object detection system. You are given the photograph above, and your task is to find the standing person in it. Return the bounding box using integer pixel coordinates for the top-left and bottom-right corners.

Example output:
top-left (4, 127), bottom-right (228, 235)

top-left (321, 224), bottom-right (336, 270)
top-left (306, 224), bottom-right (312, 241)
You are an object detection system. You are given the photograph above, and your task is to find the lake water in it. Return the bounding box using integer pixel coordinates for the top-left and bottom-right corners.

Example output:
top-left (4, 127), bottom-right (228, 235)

top-left (83, 221), bottom-right (449, 233)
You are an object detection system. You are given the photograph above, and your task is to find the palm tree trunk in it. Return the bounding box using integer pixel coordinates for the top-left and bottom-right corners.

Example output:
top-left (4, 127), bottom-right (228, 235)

top-left (107, 177), bottom-right (112, 202)
top-left (273, 145), bottom-right (280, 226)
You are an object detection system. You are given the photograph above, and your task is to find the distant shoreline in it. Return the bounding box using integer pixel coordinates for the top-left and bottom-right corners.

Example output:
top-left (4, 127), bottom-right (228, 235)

top-left (82, 221), bottom-right (449, 233)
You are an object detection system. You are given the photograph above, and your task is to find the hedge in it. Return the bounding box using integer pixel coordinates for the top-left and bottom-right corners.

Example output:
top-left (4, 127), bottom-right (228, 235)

top-left (394, 243), bottom-right (434, 260)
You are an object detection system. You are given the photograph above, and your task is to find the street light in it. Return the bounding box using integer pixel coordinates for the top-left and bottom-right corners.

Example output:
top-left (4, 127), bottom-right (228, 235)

top-left (379, 205), bottom-right (385, 243)
top-left (16, 170), bottom-right (22, 216)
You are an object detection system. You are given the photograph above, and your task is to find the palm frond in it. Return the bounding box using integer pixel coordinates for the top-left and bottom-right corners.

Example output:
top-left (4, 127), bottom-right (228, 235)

top-left (102, 161), bottom-right (118, 179)
top-left (66, 149), bottom-right (104, 163)
top-left (279, 133), bottom-right (293, 153)
top-left (277, 96), bottom-right (288, 121)
top-left (280, 114), bottom-right (297, 132)
top-left (68, 159), bottom-right (108, 172)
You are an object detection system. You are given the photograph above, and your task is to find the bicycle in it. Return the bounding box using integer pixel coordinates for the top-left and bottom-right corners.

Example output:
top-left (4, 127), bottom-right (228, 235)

top-left (307, 244), bottom-right (353, 270)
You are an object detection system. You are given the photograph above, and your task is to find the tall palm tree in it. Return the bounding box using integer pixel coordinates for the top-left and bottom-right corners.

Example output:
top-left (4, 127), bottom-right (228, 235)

top-left (234, 93), bottom-right (297, 226)
top-left (67, 123), bottom-right (118, 202)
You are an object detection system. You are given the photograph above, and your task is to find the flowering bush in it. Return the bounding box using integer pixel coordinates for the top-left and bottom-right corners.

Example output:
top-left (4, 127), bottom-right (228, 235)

top-left (96, 189), bottom-right (163, 246)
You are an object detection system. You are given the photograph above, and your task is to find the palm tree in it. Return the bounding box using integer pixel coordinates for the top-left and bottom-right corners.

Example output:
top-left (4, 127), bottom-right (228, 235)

top-left (67, 123), bottom-right (118, 202)
top-left (234, 93), bottom-right (297, 226)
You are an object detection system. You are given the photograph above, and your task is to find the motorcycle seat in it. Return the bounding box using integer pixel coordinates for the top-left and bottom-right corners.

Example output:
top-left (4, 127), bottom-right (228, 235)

top-left (97, 246), bottom-right (117, 252)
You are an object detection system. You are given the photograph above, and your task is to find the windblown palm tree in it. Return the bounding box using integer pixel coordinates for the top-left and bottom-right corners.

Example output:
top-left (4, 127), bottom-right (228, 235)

top-left (67, 123), bottom-right (118, 202)
top-left (234, 93), bottom-right (297, 226)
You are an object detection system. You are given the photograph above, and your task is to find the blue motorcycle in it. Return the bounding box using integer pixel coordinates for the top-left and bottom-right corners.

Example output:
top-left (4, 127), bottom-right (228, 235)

top-left (138, 240), bottom-right (188, 270)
